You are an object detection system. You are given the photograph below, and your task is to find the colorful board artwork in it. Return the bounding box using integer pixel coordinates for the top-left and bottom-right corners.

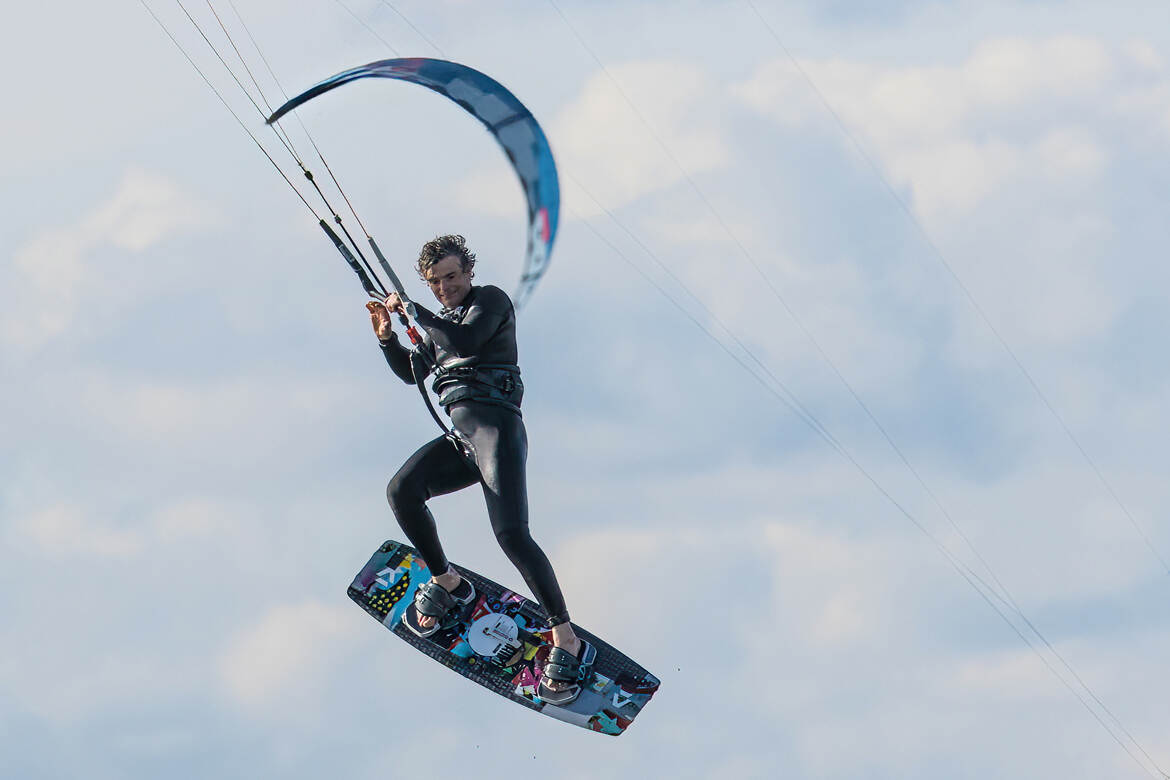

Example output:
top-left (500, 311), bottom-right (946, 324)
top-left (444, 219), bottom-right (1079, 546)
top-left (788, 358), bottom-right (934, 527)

top-left (348, 540), bottom-right (660, 735)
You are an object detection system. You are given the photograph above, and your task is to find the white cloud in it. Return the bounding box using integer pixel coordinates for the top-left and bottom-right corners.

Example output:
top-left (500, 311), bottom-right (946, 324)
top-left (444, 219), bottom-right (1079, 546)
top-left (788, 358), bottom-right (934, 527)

top-left (762, 522), bottom-right (878, 645)
top-left (1123, 39), bottom-right (1164, 73)
top-left (887, 126), bottom-right (1105, 223)
top-left (555, 61), bottom-right (729, 206)
top-left (1034, 126), bottom-right (1108, 180)
top-left (962, 36), bottom-right (1113, 107)
top-left (73, 372), bottom-right (362, 454)
top-left (6, 496), bottom-right (250, 562)
top-left (151, 497), bottom-right (246, 541)
top-left (641, 210), bottom-right (740, 247)
top-left (2, 168), bottom-right (217, 351)
top-left (460, 61), bottom-right (729, 220)
top-left (1113, 81), bottom-right (1170, 126)
top-left (732, 58), bottom-right (820, 128)
top-left (954, 647), bottom-right (1065, 700)
top-left (940, 464), bottom-right (1162, 604)
top-left (549, 526), bottom-right (690, 643)
top-left (889, 137), bottom-right (1022, 222)
top-left (10, 503), bottom-right (144, 559)
top-left (733, 36), bottom-right (1132, 226)
top-left (546, 471), bottom-right (897, 656)
top-left (733, 57), bottom-right (968, 147)
top-left (218, 600), bottom-right (358, 709)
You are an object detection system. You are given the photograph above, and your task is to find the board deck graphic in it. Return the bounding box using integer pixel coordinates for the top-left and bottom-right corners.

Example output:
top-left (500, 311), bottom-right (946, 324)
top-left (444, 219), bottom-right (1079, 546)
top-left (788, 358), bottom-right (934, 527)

top-left (348, 540), bottom-right (660, 735)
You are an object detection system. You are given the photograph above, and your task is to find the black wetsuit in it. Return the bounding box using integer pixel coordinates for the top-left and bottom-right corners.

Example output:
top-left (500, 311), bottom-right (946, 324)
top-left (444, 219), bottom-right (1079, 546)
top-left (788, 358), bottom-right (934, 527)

top-left (379, 284), bottom-right (569, 626)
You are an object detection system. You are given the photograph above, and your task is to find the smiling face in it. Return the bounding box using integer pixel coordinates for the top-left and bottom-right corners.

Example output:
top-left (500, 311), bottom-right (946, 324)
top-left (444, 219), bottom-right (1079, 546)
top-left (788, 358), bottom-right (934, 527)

top-left (424, 254), bottom-right (474, 309)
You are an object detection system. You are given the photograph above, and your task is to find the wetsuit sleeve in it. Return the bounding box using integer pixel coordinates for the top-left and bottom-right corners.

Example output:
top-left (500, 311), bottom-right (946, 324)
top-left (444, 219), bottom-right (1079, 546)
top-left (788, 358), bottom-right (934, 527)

top-left (379, 333), bottom-right (419, 384)
top-left (412, 287), bottom-right (509, 358)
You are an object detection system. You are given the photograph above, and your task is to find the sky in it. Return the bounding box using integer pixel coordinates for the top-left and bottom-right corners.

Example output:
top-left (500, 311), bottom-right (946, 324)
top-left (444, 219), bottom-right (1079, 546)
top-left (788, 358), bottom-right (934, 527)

top-left (3, 0), bottom-right (1170, 777)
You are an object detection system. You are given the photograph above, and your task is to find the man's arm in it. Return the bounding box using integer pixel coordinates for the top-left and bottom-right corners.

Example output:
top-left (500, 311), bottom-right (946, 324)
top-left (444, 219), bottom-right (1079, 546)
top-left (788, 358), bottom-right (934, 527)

top-left (378, 333), bottom-right (420, 384)
top-left (368, 300), bottom-right (425, 384)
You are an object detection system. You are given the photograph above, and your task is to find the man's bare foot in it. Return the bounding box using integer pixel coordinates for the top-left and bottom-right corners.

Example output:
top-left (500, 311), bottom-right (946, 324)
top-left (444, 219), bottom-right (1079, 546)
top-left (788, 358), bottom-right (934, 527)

top-left (418, 568), bottom-right (466, 630)
top-left (544, 623), bottom-right (583, 692)
top-left (551, 622), bottom-right (581, 655)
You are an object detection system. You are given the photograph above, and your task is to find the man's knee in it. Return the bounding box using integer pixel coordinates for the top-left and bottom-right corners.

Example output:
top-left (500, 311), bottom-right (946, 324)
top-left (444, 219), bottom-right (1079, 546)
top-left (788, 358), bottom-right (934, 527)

top-left (493, 524), bottom-right (535, 558)
top-left (386, 473), bottom-right (416, 514)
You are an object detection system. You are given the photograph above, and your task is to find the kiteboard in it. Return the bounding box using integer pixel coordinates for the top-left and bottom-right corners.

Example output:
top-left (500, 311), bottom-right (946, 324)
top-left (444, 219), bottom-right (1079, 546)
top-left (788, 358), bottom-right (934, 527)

top-left (348, 540), bottom-right (660, 735)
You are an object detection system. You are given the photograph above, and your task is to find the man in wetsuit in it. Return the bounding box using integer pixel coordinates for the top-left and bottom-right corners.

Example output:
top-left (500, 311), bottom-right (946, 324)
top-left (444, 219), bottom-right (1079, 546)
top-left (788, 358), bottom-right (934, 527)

top-left (366, 234), bottom-right (593, 704)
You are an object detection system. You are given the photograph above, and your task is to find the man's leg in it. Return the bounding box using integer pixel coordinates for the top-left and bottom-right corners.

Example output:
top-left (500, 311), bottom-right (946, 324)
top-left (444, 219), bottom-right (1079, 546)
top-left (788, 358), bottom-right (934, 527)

top-left (386, 434), bottom-right (478, 578)
top-left (455, 407), bottom-right (575, 644)
top-left (469, 410), bottom-right (591, 699)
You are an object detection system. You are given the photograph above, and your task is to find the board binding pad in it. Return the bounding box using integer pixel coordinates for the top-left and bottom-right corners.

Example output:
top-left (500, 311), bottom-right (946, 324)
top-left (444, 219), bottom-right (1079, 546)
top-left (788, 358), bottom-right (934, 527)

top-left (349, 540), bottom-right (659, 735)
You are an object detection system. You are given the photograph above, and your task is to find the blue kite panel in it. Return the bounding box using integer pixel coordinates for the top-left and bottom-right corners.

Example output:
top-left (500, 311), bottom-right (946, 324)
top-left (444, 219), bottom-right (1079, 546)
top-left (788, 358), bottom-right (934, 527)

top-left (269, 58), bottom-right (559, 309)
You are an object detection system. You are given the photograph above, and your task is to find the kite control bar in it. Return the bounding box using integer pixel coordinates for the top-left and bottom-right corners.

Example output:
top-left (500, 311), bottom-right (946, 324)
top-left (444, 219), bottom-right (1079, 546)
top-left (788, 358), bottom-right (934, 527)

top-left (368, 238), bottom-right (424, 346)
top-left (318, 220), bottom-right (383, 298)
top-left (320, 220), bottom-right (423, 345)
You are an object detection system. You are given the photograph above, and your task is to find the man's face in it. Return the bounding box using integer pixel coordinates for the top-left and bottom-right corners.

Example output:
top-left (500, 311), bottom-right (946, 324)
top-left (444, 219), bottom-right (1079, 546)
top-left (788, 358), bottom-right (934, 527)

top-left (425, 254), bottom-right (473, 309)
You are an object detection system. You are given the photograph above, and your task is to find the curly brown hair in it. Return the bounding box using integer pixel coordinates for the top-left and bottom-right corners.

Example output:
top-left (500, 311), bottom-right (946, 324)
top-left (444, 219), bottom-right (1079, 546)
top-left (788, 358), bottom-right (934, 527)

top-left (416, 234), bottom-right (476, 280)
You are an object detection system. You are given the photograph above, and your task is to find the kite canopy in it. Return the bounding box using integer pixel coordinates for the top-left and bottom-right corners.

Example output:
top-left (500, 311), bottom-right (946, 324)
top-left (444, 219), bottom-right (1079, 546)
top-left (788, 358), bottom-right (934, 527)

top-left (268, 57), bottom-right (560, 310)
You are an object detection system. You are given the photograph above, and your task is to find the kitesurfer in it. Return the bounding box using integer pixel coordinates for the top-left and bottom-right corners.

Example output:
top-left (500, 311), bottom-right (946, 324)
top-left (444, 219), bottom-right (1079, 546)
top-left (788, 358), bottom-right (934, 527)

top-left (367, 234), bottom-right (594, 704)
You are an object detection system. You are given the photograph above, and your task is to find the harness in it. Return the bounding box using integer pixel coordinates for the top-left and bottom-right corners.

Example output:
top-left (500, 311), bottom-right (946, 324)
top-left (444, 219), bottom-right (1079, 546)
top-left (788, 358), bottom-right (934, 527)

top-left (431, 362), bottom-right (523, 414)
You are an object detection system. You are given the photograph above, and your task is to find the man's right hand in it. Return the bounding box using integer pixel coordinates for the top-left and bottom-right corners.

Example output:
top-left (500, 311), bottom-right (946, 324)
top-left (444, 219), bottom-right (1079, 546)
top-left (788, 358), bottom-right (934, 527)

top-left (384, 292), bottom-right (407, 316)
top-left (367, 300), bottom-right (394, 341)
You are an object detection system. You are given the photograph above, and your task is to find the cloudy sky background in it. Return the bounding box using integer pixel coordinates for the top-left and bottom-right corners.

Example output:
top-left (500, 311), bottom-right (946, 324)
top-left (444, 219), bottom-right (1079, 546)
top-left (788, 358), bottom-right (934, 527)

top-left (3, 0), bottom-right (1170, 777)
